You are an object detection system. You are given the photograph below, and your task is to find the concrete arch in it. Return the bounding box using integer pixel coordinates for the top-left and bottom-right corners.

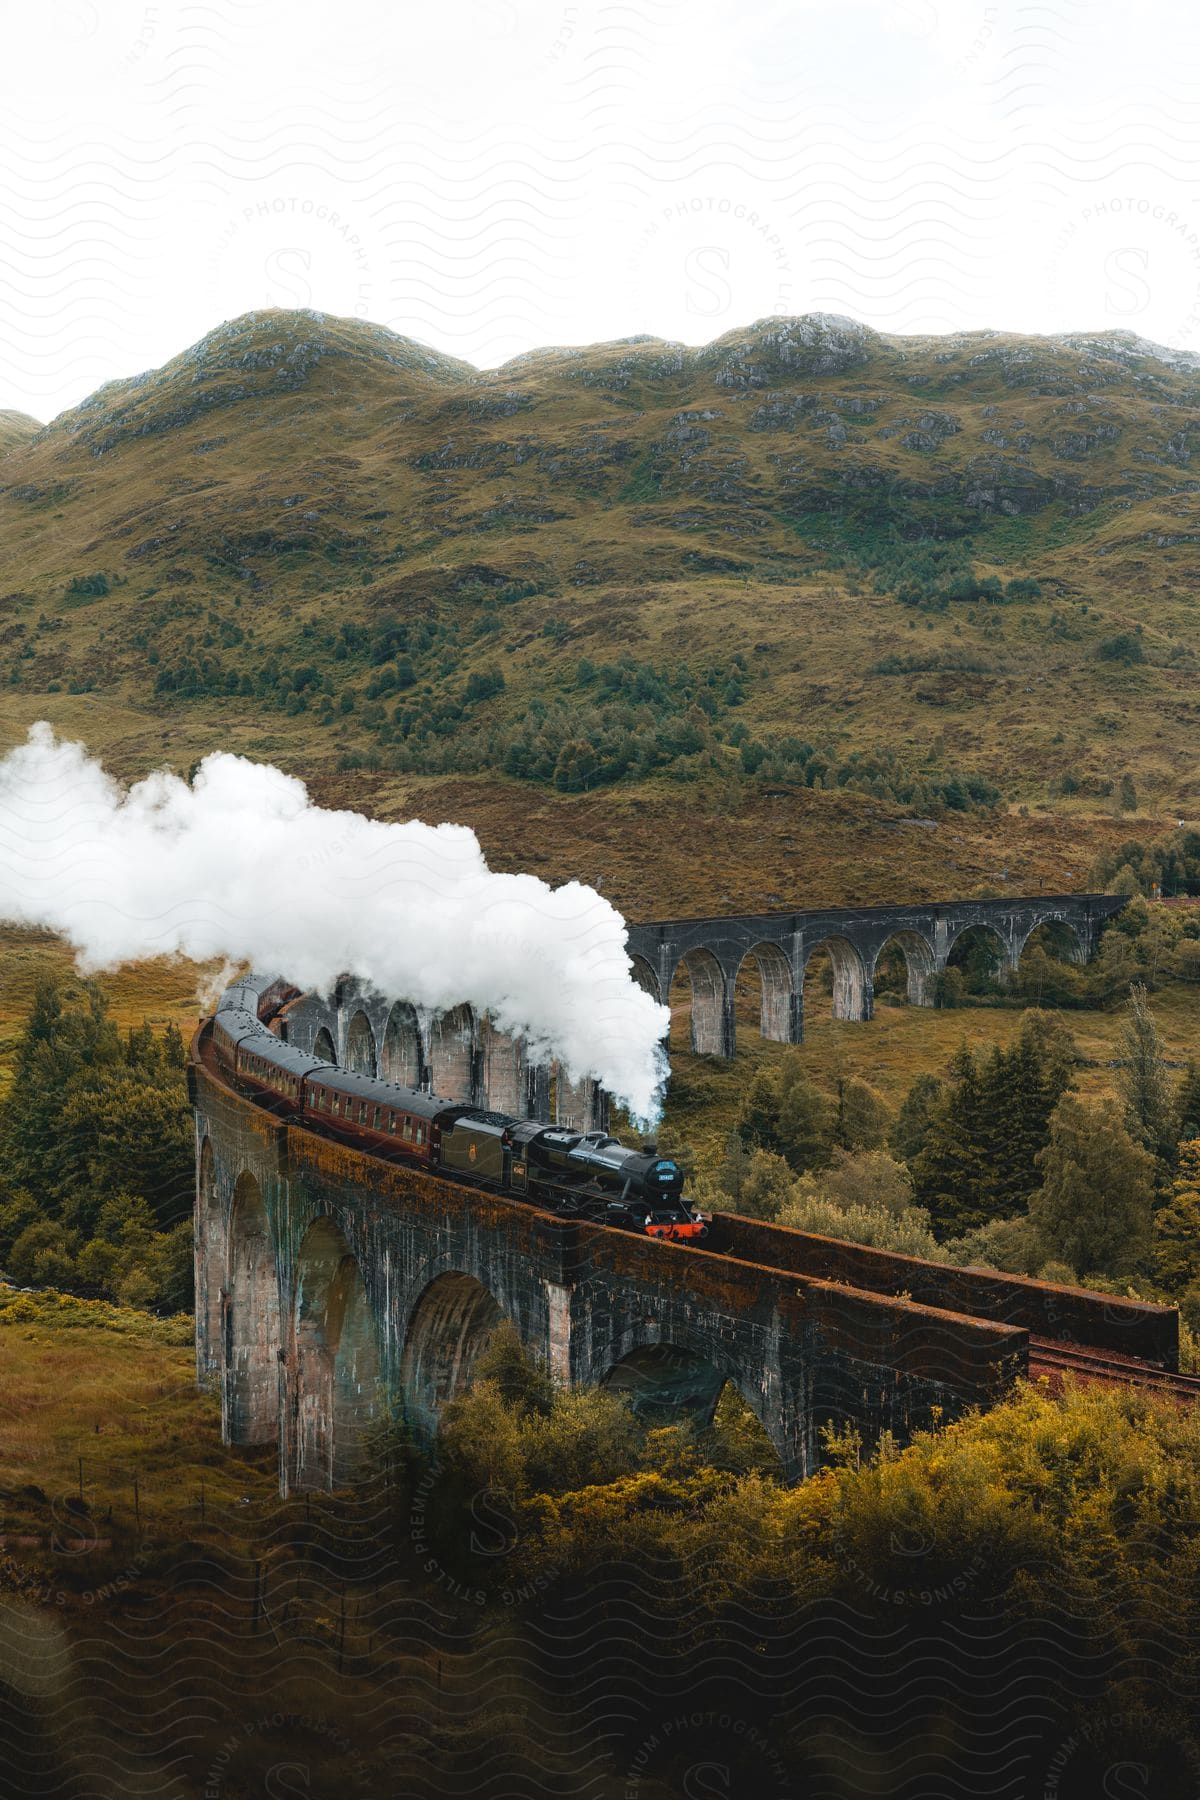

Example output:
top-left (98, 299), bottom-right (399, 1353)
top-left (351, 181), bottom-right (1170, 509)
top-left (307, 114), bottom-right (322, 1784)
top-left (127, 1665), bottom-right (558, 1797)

top-left (629, 954), bottom-right (661, 1003)
top-left (1014, 916), bottom-right (1088, 966)
top-left (344, 1010), bottom-right (378, 1077)
top-left (401, 1271), bottom-right (507, 1440)
top-left (381, 1001), bottom-right (423, 1087)
top-left (225, 1172), bottom-right (279, 1446)
top-left (480, 1019), bottom-right (526, 1114)
top-left (944, 919), bottom-right (1012, 989)
top-left (670, 948), bottom-right (732, 1057)
top-left (290, 1217), bottom-right (381, 1490)
top-left (803, 935), bottom-right (868, 1021)
top-left (602, 1335), bottom-right (786, 1465)
top-left (944, 917), bottom-right (1009, 963)
top-left (872, 929), bottom-right (936, 1007)
top-left (428, 1003), bottom-right (476, 1101)
top-left (734, 941), bottom-right (794, 1041)
top-left (313, 1025), bottom-right (337, 1065)
top-left (196, 1135), bottom-right (222, 1380)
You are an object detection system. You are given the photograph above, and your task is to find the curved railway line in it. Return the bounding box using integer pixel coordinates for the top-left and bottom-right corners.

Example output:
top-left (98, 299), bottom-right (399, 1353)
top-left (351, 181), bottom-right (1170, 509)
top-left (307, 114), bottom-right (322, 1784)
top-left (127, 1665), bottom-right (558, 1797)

top-left (195, 972), bottom-right (1194, 1438)
top-left (1028, 1337), bottom-right (1200, 1403)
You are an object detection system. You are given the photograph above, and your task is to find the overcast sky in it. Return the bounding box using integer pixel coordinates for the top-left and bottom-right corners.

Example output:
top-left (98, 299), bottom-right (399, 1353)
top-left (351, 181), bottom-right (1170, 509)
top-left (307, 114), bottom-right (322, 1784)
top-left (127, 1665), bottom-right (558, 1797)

top-left (4, 0), bottom-right (1200, 421)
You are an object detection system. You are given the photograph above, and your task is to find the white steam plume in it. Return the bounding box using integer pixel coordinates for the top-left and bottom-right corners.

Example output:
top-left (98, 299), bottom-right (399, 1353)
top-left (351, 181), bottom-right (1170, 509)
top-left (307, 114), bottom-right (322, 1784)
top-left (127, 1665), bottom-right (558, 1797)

top-left (0, 725), bottom-right (671, 1122)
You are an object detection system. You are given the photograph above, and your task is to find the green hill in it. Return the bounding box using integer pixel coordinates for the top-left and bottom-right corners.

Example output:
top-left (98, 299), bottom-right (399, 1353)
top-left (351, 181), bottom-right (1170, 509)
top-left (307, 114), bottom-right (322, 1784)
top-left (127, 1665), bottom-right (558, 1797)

top-left (2, 306), bottom-right (1199, 906)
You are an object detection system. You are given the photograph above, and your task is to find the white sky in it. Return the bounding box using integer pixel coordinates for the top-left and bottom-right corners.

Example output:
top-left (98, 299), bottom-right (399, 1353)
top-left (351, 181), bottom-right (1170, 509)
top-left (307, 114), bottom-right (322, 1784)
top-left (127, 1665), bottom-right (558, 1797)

top-left (3, 0), bottom-right (1200, 421)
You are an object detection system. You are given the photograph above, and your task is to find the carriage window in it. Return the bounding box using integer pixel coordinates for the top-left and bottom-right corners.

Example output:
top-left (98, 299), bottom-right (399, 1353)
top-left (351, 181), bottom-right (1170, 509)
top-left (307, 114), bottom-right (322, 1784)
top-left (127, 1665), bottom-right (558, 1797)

top-left (373, 1107), bottom-right (381, 1129)
top-left (389, 1112), bottom-right (396, 1134)
top-left (403, 1118), bottom-right (412, 1141)
top-left (416, 1124), bottom-right (425, 1145)
top-left (332, 1095), bottom-right (341, 1116)
top-left (359, 1101), bottom-right (367, 1124)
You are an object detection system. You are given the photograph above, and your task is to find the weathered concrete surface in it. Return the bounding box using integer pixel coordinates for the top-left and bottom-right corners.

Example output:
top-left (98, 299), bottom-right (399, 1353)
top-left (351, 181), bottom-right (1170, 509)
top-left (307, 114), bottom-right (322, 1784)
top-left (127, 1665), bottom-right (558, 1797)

top-left (277, 986), bottom-right (603, 1128)
top-left (628, 893), bottom-right (1126, 1053)
top-left (193, 1040), bottom-right (1029, 1494)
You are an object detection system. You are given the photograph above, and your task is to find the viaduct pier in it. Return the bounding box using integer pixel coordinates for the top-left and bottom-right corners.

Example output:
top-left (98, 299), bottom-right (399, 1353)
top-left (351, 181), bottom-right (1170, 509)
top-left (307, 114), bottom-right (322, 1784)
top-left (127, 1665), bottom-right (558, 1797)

top-left (271, 892), bottom-right (1127, 1127)
top-left (191, 889), bottom-right (1173, 1497)
top-left (625, 892), bottom-right (1126, 1056)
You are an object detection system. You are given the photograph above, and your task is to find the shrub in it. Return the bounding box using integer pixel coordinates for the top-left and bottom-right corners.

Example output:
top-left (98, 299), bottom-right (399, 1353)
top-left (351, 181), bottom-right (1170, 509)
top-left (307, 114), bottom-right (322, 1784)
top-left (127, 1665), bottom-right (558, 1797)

top-left (66, 572), bottom-right (110, 598)
top-left (1029, 1095), bottom-right (1155, 1277)
top-left (1097, 630), bottom-right (1145, 665)
top-left (463, 666), bottom-right (506, 704)
top-left (775, 1191), bottom-right (947, 1260)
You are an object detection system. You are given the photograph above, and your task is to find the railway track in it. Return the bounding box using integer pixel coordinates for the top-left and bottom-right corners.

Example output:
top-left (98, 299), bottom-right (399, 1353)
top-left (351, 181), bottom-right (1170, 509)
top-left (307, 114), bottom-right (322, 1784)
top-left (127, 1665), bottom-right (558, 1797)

top-left (198, 1010), bottom-right (1196, 1414)
top-left (1029, 1336), bottom-right (1200, 1403)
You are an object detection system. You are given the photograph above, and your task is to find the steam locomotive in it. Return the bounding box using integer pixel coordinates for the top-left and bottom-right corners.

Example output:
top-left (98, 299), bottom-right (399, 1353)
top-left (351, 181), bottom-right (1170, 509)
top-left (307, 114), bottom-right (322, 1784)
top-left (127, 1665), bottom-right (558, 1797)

top-left (205, 977), bottom-right (707, 1243)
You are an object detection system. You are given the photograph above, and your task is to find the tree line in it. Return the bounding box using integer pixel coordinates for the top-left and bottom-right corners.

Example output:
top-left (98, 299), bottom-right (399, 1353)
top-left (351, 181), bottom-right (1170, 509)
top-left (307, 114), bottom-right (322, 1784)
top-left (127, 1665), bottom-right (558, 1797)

top-left (0, 980), bottom-right (193, 1311)
top-left (707, 984), bottom-right (1200, 1336)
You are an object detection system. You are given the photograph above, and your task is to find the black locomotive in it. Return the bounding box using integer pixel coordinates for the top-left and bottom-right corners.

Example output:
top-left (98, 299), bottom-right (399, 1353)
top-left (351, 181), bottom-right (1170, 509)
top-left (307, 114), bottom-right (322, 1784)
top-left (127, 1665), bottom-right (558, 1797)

top-left (204, 975), bottom-right (707, 1243)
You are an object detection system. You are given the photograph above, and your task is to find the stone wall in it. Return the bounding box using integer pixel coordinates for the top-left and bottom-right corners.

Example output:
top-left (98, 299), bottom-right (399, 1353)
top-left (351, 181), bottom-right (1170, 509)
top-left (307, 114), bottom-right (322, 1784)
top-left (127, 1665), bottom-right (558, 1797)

top-left (193, 1041), bottom-right (1030, 1492)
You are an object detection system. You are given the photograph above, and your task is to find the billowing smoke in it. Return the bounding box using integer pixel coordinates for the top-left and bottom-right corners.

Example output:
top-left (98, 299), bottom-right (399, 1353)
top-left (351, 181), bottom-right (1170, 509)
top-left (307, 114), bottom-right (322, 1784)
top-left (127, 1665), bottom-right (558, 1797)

top-left (0, 724), bottom-right (671, 1121)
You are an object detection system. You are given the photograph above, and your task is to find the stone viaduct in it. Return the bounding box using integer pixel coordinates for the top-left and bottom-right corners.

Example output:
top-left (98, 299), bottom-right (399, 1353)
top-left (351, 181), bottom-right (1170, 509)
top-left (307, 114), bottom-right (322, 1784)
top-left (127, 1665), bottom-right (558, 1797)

top-left (270, 894), bottom-right (1126, 1126)
top-left (627, 892), bottom-right (1126, 1057)
top-left (191, 939), bottom-right (1174, 1497)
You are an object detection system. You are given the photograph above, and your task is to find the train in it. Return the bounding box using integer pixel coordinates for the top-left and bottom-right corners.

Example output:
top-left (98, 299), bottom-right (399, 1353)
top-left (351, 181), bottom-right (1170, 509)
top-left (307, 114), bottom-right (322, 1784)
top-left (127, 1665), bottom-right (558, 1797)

top-left (205, 976), bottom-right (708, 1244)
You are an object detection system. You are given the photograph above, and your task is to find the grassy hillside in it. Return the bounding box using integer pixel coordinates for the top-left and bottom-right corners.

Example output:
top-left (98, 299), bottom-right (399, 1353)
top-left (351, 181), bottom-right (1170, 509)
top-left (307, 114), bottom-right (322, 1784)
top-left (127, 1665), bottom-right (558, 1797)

top-left (3, 306), bottom-right (1200, 905)
top-left (0, 409), bottom-right (39, 456)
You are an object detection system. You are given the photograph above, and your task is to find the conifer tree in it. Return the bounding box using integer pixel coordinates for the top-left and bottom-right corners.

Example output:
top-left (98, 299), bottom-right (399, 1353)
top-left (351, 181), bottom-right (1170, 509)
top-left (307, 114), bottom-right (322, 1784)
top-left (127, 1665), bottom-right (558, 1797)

top-left (1029, 1096), bottom-right (1154, 1277)
top-left (890, 1072), bottom-right (944, 1165)
top-left (1175, 1062), bottom-right (1200, 1145)
top-left (910, 1044), bottom-right (993, 1234)
top-left (737, 1053), bottom-right (833, 1172)
top-left (0, 978), bottom-right (194, 1305)
top-left (1152, 1138), bottom-right (1200, 1294)
top-left (715, 1130), bottom-right (754, 1206)
top-left (1117, 983), bottom-right (1175, 1166)
top-left (832, 1076), bottom-right (892, 1152)
top-left (909, 1018), bottom-right (1075, 1235)
top-left (983, 1018), bottom-right (1074, 1216)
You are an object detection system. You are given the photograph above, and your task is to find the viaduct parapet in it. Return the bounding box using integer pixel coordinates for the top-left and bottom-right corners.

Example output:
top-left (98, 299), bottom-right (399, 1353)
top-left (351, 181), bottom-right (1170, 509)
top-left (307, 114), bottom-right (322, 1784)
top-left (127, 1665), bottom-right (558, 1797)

top-left (626, 893), bottom-right (1126, 1057)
